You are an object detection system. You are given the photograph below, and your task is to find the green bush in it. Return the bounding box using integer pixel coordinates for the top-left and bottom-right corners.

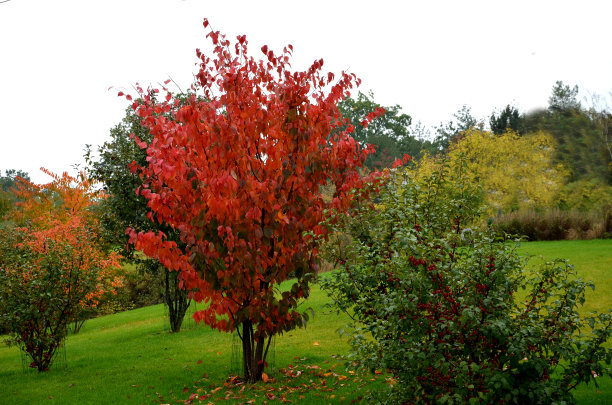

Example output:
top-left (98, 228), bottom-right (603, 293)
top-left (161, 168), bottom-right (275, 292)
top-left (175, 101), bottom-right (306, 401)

top-left (65, 267), bottom-right (164, 334)
top-left (321, 160), bottom-right (612, 404)
top-left (0, 226), bottom-right (121, 371)
top-left (96, 264), bottom-right (164, 316)
top-left (605, 207), bottom-right (612, 238)
top-left (557, 179), bottom-right (612, 213)
top-left (493, 209), bottom-right (606, 241)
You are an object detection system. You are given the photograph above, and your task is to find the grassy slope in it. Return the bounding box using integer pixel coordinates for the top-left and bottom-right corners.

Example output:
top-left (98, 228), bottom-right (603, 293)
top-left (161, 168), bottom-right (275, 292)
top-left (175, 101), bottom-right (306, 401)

top-left (0, 239), bottom-right (610, 404)
top-left (0, 284), bottom-right (385, 404)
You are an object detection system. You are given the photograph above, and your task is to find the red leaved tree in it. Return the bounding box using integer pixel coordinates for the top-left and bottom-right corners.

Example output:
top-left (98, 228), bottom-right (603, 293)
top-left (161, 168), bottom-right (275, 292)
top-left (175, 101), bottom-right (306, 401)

top-left (126, 19), bottom-right (385, 382)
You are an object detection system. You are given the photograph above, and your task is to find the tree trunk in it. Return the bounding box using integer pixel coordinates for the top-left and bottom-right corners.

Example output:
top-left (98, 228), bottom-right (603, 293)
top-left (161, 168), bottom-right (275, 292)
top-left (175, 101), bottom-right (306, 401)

top-left (70, 318), bottom-right (86, 334)
top-left (240, 319), bottom-right (272, 382)
top-left (165, 267), bottom-right (190, 333)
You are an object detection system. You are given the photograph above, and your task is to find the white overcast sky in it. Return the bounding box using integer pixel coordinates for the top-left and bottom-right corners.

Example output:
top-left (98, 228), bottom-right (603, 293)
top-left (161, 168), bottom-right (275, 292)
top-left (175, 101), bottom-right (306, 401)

top-left (1, 0), bottom-right (611, 183)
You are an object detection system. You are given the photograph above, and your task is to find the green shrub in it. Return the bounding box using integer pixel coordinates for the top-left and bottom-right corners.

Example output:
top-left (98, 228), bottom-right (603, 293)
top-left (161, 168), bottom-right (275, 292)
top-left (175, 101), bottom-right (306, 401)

top-left (557, 179), bottom-right (612, 213)
top-left (96, 264), bottom-right (164, 316)
top-left (321, 160), bottom-right (612, 404)
top-left (494, 209), bottom-right (606, 241)
top-left (604, 206), bottom-right (612, 238)
top-left (0, 225), bottom-right (122, 372)
top-left (64, 266), bottom-right (164, 334)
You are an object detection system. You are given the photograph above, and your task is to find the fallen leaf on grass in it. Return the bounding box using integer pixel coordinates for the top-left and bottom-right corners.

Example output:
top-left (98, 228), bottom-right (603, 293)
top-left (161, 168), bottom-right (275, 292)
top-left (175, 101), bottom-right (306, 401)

top-left (184, 393), bottom-right (198, 405)
top-left (313, 342), bottom-right (320, 346)
top-left (226, 375), bottom-right (240, 385)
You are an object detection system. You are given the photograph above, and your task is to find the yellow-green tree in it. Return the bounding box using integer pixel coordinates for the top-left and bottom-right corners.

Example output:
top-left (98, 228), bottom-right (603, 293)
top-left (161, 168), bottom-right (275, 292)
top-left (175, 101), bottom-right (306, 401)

top-left (419, 129), bottom-right (567, 215)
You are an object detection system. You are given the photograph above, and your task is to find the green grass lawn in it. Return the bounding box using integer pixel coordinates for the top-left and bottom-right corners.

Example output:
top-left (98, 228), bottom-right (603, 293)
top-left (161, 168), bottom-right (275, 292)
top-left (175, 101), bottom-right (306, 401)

top-left (0, 284), bottom-right (386, 404)
top-left (0, 239), bottom-right (610, 404)
top-left (517, 239), bottom-right (612, 315)
top-left (517, 239), bottom-right (612, 402)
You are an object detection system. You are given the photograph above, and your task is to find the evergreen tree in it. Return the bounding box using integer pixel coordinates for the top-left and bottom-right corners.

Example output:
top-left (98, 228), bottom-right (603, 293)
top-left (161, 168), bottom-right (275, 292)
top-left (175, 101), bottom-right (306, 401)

top-left (434, 105), bottom-right (480, 152)
top-left (549, 80), bottom-right (581, 111)
top-left (490, 105), bottom-right (523, 135)
top-left (523, 82), bottom-right (611, 184)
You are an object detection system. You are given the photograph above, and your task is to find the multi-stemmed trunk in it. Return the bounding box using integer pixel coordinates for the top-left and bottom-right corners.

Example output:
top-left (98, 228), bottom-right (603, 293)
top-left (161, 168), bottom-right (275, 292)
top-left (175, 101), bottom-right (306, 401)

top-left (22, 301), bottom-right (71, 372)
top-left (240, 319), bottom-right (273, 383)
top-left (69, 317), bottom-right (87, 334)
top-left (165, 267), bottom-right (190, 333)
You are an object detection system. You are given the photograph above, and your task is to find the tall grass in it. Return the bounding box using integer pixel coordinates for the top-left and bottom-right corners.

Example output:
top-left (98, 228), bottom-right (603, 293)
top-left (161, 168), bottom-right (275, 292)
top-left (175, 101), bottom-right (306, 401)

top-left (494, 208), bottom-right (610, 241)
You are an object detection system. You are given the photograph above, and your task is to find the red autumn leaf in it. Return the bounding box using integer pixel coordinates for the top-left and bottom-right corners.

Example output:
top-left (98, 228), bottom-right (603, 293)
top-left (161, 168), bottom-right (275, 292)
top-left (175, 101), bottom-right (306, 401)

top-left (185, 393), bottom-right (198, 404)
